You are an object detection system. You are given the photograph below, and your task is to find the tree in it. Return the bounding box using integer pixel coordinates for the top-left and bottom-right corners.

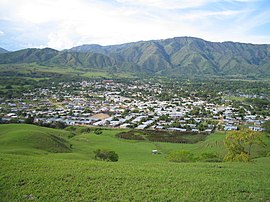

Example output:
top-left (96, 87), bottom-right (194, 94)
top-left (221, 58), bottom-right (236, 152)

top-left (263, 120), bottom-right (270, 133)
top-left (224, 129), bottom-right (265, 162)
top-left (94, 149), bottom-right (119, 162)
top-left (25, 115), bottom-right (34, 124)
top-left (94, 128), bottom-right (102, 135)
top-left (54, 121), bottom-right (66, 129)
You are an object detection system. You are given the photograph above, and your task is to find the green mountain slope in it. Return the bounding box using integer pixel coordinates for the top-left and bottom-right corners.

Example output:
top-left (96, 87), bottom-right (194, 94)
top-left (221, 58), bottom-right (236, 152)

top-left (0, 48), bottom-right (58, 63)
top-left (1, 37), bottom-right (270, 77)
top-left (67, 37), bottom-right (270, 77)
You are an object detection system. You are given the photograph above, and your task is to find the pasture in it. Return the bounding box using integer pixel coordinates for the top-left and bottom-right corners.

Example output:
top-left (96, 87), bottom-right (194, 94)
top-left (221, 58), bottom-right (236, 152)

top-left (0, 124), bottom-right (270, 201)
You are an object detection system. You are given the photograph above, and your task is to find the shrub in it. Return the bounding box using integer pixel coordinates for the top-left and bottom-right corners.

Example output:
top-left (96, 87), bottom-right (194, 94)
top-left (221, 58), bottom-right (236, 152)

top-left (199, 152), bottom-right (222, 162)
top-left (167, 150), bottom-right (195, 162)
top-left (94, 149), bottom-right (119, 162)
top-left (65, 126), bottom-right (91, 134)
top-left (94, 128), bottom-right (102, 135)
top-left (77, 127), bottom-right (91, 134)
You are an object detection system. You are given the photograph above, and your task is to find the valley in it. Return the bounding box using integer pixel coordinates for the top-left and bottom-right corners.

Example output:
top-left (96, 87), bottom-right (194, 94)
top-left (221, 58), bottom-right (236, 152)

top-left (0, 37), bottom-right (270, 202)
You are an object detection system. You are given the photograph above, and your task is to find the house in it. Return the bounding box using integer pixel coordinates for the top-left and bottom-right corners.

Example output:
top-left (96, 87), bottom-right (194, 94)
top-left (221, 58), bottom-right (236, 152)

top-left (204, 129), bottom-right (212, 133)
top-left (167, 127), bottom-right (187, 132)
top-left (249, 126), bottom-right (263, 131)
top-left (224, 125), bottom-right (238, 131)
top-left (136, 125), bottom-right (148, 130)
top-left (192, 129), bottom-right (199, 132)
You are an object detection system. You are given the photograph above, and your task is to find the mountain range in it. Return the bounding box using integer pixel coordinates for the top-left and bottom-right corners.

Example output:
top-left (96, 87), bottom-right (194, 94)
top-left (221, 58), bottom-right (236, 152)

top-left (0, 48), bottom-right (8, 54)
top-left (0, 37), bottom-right (270, 78)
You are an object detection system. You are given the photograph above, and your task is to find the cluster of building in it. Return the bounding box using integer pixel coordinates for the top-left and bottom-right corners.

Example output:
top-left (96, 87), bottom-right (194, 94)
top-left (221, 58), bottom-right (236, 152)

top-left (0, 80), bottom-right (268, 132)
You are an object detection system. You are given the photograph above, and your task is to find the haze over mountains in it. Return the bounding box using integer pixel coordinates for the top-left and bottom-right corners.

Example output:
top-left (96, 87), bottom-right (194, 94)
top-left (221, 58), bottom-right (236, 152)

top-left (0, 48), bottom-right (8, 54)
top-left (1, 37), bottom-right (270, 77)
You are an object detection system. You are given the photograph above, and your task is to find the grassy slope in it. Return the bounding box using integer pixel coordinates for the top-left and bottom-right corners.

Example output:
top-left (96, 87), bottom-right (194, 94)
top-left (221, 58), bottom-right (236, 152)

top-left (0, 124), bottom-right (72, 155)
top-left (0, 124), bottom-right (270, 201)
top-left (54, 129), bottom-right (269, 162)
top-left (46, 129), bottom-right (226, 162)
top-left (0, 63), bottom-right (135, 80)
top-left (1, 153), bottom-right (270, 201)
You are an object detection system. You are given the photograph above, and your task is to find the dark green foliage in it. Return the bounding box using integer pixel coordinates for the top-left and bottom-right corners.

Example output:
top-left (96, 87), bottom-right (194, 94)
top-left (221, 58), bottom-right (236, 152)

top-left (245, 98), bottom-right (270, 108)
top-left (25, 116), bottom-right (34, 124)
top-left (199, 152), bottom-right (222, 162)
top-left (94, 149), bottom-right (119, 162)
top-left (94, 128), bottom-right (102, 135)
top-left (263, 120), bottom-right (270, 133)
top-left (65, 126), bottom-right (91, 137)
top-left (117, 131), bottom-right (145, 140)
top-left (35, 121), bottom-right (67, 129)
top-left (53, 121), bottom-right (67, 129)
top-left (77, 127), bottom-right (91, 134)
top-left (117, 130), bottom-right (208, 143)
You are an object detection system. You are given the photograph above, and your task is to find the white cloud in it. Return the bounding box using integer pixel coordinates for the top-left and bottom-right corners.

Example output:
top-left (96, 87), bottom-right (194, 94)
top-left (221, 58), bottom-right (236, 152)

top-left (116, 0), bottom-right (218, 9)
top-left (0, 0), bottom-right (269, 50)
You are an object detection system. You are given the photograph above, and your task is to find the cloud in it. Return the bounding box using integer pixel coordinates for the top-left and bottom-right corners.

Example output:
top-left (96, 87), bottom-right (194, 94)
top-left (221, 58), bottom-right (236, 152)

top-left (116, 0), bottom-right (218, 9)
top-left (0, 0), bottom-right (269, 50)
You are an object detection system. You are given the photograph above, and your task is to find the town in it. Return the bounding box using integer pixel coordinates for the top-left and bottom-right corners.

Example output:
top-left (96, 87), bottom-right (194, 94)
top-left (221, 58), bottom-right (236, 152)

top-left (0, 79), bottom-right (268, 133)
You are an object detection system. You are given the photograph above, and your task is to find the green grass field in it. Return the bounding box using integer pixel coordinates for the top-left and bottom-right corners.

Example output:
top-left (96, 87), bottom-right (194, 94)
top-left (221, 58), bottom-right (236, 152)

top-left (0, 63), bottom-right (135, 80)
top-left (0, 124), bottom-right (270, 201)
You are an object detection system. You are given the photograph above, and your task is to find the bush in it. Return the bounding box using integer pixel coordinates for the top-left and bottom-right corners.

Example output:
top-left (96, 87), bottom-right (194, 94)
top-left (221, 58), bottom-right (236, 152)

top-left (167, 150), bottom-right (195, 162)
top-left (77, 127), bottom-right (91, 134)
top-left (199, 152), bottom-right (222, 162)
top-left (25, 116), bottom-right (34, 124)
top-left (65, 126), bottom-right (91, 134)
top-left (94, 128), bottom-right (102, 135)
top-left (263, 120), bottom-right (270, 133)
top-left (94, 149), bottom-right (119, 162)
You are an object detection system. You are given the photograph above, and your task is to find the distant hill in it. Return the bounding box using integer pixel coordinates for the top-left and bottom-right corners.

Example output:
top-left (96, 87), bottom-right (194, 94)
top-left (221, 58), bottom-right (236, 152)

top-left (1, 37), bottom-right (270, 78)
top-left (0, 47), bottom-right (8, 53)
top-left (0, 48), bottom-right (58, 64)
top-left (0, 47), bottom-right (116, 69)
top-left (70, 37), bottom-right (270, 77)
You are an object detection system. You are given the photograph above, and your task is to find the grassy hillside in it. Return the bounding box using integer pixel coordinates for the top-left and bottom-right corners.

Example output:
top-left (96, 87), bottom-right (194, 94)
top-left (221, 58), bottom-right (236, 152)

top-left (1, 124), bottom-right (269, 161)
top-left (0, 124), bottom-right (270, 201)
top-left (0, 124), bottom-right (72, 155)
top-left (0, 63), bottom-right (135, 80)
top-left (1, 153), bottom-right (270, 201)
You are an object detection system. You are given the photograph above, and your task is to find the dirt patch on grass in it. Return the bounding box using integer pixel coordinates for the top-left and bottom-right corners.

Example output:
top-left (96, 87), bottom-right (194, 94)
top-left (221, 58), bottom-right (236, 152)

top-left (91, 113), bottom-right (110, 120)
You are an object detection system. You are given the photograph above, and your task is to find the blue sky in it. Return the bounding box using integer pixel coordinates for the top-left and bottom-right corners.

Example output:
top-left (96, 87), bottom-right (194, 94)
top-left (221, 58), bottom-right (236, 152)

top-left (0, 0), bottom-right (269, 51)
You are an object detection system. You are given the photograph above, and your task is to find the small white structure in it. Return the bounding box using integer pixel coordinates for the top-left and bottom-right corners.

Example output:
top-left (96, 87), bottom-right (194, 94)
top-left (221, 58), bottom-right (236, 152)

top-left (152, 150), bottom-right (158, 154)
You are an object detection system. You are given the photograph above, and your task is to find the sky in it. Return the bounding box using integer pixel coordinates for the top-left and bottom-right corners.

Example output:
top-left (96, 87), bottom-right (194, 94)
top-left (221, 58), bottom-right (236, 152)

top-left (0, 0), bottom-right (269, 51)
